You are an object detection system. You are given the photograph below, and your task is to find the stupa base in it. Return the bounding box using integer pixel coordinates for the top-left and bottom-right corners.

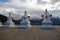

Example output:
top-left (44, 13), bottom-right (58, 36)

top-left (0, 25), bottom-right (3, 28)
top-left (41, 25), bottom-right (54, 29)
top-left (18, 25), bottom-right (31, 29)
top-left (3, 25), bottom-right (14, 28)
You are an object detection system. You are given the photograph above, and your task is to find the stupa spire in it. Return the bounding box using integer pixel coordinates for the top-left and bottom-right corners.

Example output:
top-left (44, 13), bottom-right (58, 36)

top-left (24, 11), bottom-right (28, 18)
top-left (45, 9), bottom-right (48, 18)
top-left (44, 9), bottom-right (50, 18)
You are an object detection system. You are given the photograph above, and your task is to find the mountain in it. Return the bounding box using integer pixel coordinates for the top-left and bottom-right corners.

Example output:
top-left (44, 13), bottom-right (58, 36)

top-left (51, 17), bottom-right (60, 25)
top-left (0, 14), bottom-right (60, 25)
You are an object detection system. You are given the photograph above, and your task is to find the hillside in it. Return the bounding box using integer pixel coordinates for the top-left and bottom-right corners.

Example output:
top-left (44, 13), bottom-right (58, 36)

top-left (0, 14), bottom-right (7, 23)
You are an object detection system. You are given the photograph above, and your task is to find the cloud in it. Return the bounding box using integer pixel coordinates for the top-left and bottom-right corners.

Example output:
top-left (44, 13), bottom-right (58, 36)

top-left (0, 0), bottom-right (60, 19)
top-left (37, 0), bottom-right (60, 10)
top-left (51, 0), bottom-right (60, 5)
top-left (49, 10), bottom-right (60, 17)
top-left (10, 0), bottom-right (37, 9)
top-left (0, 0), bottom-right (60, 10)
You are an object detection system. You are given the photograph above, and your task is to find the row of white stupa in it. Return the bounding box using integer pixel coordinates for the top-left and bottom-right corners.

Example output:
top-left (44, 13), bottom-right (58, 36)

top-left (0, 9), bottom-right (54, 28)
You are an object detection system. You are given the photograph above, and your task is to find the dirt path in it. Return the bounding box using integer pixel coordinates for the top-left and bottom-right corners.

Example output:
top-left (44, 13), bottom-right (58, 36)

top-left (0, 27), bottom-right (60, 40)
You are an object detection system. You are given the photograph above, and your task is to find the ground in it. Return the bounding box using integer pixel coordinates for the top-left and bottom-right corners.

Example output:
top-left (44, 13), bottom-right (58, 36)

top-left (0, 25), bottom-right (60, 40)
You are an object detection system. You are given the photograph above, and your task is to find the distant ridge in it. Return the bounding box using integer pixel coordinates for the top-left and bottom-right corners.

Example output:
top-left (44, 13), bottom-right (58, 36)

top-left (0, 14), bottom-right (60, 25)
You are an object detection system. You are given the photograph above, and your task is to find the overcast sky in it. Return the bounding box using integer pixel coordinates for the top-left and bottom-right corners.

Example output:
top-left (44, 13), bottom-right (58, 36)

top-left (0, 0), bottom-right (60, 19)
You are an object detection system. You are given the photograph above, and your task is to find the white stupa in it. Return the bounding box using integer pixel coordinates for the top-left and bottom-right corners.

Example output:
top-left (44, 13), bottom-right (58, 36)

top-left (20, 11), bottom-right (31, 28)
top-left (0, 22), bottom-right (3, 27)
top-left (4, 12), bottom-right (14, 27)
top-left (41, 9), bottom-right (53, 28)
